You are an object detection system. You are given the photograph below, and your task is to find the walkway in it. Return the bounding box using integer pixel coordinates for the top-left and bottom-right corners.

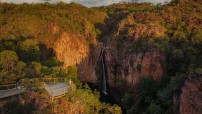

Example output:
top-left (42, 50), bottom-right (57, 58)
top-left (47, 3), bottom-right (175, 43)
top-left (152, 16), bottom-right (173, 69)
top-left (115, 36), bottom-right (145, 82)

top-left (0, 88), bottom-right (24, 99)
top-left (0, 78), bottom-right (70, 99)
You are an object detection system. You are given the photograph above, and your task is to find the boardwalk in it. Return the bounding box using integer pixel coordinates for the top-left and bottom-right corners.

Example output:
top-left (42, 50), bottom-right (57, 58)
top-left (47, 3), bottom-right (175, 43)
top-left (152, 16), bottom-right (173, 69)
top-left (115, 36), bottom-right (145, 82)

top-left (0, 78), bottom-right (70, 99)
top-left (0, 88), bottom-right (24, 99)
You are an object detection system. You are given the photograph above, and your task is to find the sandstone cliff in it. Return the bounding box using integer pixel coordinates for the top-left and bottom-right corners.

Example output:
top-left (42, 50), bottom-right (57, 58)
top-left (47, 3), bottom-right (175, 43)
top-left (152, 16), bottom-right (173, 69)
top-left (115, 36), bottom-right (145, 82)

top-left (53, 32), bottom-right (99, 82)
top-left (176, 75), bottom-right (202, 114)
top-left (50, 12), bottom-right (166, 90)
top-left (100, 11), bottom-right (166, 90)
top-left (54, 33), bottom-right (89, 68)
top-left (105, 47), bottom-right (165, 90)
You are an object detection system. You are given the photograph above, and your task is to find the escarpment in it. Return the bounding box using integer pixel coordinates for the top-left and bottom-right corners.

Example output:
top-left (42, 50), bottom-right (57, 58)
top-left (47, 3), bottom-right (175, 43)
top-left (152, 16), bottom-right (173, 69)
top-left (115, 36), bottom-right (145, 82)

top-left (173, 75), bottom-right (202, 114)
top-left (54, 33), bottom-right (89, 68)
top-left (98, 11), bottom-right (167, 90)
top-left (104, 46), bottom-right (165, 90)
top-left (53, 32), bottom-right (100, 82)
top-left (35, 0), bottom-right (201, 95)
top-left (48, 9), bottom-right (167, 90)
top-left (0, 1), bottom-right (202, 113)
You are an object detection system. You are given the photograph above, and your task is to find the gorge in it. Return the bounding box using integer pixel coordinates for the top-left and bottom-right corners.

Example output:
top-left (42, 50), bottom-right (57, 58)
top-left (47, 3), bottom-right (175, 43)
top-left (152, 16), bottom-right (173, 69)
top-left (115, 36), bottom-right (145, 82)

top-left (0, 0), bottom-right (202, 113)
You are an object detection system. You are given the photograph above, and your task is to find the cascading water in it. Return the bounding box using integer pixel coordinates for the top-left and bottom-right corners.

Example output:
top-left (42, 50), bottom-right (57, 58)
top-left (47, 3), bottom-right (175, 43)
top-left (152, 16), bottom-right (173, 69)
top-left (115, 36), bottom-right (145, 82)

top-left (101, 45), bottom-right (107, 95)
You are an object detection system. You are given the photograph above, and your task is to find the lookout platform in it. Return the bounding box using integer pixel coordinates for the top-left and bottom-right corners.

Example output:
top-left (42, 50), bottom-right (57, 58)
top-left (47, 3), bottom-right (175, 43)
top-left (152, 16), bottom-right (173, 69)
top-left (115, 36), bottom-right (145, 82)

top-left (0, 78), bottom-right (70, 99)
top-left (43, 83), bottom-right (69, 99)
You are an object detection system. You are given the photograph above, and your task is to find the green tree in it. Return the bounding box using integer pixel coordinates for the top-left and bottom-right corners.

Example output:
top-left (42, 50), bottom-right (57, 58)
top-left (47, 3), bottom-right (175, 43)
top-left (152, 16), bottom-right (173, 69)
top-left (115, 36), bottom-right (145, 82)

top-left (172, 49), bottom-right (183, 60)
top-left (20, 39), bottom-right (39, 52)
top-left (42, 57), bottom-right (62, 67)
top-left (157, 74), bottom-right (186, 106)
top-left (192, 29), bottom-right (202, 45)
top-left (19, 39), bottom-right (40, 61)
top-left (31, 61), bottom-right (42, 75)
top-left (0, 50), bottom-right (26, 84)
top-left (0, 50), bottom-right (18, 72)
top-left (122, 93), bottom-right (135, 109)
top-left (25, 61), bottom-right (42, 78)
top-left (65, 66), bottom-right (77, 78)
top-left (126, 77), bottom-right (158, 114)
top-left (145, 102), bottom-right (164, 114)
top-left (1, 41), bottom-right (18, 51)
top-left (107, 104), bottom-right (122, 114)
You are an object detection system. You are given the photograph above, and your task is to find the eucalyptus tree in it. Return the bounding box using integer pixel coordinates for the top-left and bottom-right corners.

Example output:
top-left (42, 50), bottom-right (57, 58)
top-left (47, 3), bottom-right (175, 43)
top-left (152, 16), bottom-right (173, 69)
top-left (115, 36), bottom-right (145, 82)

top-left (0, 50), bottom-right (26, 84)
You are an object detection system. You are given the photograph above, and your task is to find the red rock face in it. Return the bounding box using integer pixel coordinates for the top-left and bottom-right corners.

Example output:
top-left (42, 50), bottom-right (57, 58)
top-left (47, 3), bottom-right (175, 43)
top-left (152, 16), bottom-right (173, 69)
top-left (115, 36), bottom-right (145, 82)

top-left (105, 48), bottom-right (165, 89)
top-left (53, 32), bottom-right (100, 83)
top-left (98, 11), bottom-right (166, 91)
top-left (50, 12), bottom-right (166, 91)
top-left (53, 34), bottom-right (165, 90)
top-left (179, 76), bottom-right (202, 114)
top-left (54, 33), bottom-right (89, 68)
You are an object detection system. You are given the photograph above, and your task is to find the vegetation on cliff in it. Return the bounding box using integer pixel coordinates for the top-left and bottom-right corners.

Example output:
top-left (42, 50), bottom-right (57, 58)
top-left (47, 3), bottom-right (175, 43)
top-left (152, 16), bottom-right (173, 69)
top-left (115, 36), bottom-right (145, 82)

top-left (0, 3), bottom-right (118, 112)
top-left (100, 0), bottom-right (201, 113)
top-left (0, 2), bottom-right (107, 46)
top-left (0, 35), bottom-right (121, 113)
top-left (0, 0), bottom-right (202, 113)
top-left (1, 81), bottom-right (121, 114)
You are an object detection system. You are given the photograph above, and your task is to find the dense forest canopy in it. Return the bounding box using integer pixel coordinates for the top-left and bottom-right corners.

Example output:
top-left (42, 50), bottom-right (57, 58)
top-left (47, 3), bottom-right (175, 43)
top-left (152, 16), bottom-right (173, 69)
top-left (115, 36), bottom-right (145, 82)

top-left (101, 0), bottom-right (202, 113)
top-left (1, 0), bottom-right (171, 7)
top-left (0, 2), bottom-right (122, 113)
top-left (0, 0), bottom-right (202, 113)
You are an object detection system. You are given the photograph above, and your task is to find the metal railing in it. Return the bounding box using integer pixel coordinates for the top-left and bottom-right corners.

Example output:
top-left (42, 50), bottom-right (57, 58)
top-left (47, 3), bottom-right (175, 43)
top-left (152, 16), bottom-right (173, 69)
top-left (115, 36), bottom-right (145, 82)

top-left (38, 78), bottom-right (68, 84)
top-left (0, 78), bottom-right (69, 99)
top-left (0, 84), bottom-right (17, 91)
top-left (0, 79), bottom-right (27, 91)
top-left (0, 78), bottom-right (68, 88)
top-left (43, 82), bottom-right (54, 96)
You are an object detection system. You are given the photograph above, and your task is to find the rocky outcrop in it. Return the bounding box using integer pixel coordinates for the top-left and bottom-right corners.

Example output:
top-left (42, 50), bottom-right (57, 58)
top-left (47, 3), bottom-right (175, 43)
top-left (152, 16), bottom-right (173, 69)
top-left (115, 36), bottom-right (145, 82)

top-left (105, 47), bottom-right (165, 89)
top-left (128, 23), bottom-right (166, 41)
top-left (53, 32), bottom-right (99, 82)
top-left (100, 11), bottom-right (166, 90)
top-left (50, 9), bottom-right (167, 92)
top-left (177, 75), bottom-right (202, 114)
top-left (105, 12), bottom-right (166, 40)
top-left (52, 31), bottom-right (165, 90)
top-left (54, 33), bottom-right (89, 68)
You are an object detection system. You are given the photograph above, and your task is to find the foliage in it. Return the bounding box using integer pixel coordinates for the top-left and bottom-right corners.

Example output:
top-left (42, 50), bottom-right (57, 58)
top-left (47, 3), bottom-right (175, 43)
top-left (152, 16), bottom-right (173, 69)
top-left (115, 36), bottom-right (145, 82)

top-left (108, 5), bottom-right (202, 113)
top-left (0, 84), bottom-right (122, 114)
top-left (99, 2), bottom-right (155, 15)
top-left (0, 0), bottom-right (202, 113)
top-left (144, 102), bottom-right (164, 114)
top-left (42, 57), bottom-right (62, 67)
top-left (0, 2), bottom-right (107, 44)
top-left (20, 39), bottom-right (39, 52)
top-left (122, 93), bottom-right (135, 109)
top-left (157, 74), bottom-right (186, 106)
top-left (123, 75), bottom-right (187, 114)
top-left (0, 50), bottom-right (26, 84)
top-left (0, 99), bottom-right (32, 114)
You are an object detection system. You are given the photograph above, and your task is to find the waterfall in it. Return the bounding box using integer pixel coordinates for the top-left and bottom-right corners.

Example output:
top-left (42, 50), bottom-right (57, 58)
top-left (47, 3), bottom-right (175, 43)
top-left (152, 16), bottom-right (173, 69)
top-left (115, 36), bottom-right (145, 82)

top-left (101, 45), bottom-right (107, 95)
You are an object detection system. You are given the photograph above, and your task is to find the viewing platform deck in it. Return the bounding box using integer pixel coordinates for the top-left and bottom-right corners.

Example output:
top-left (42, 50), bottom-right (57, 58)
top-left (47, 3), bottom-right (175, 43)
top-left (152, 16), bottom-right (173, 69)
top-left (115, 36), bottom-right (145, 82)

top-left (0, 78), bottom-right (70, 99)
top-left (43, 83), bottom-right (69, 99)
